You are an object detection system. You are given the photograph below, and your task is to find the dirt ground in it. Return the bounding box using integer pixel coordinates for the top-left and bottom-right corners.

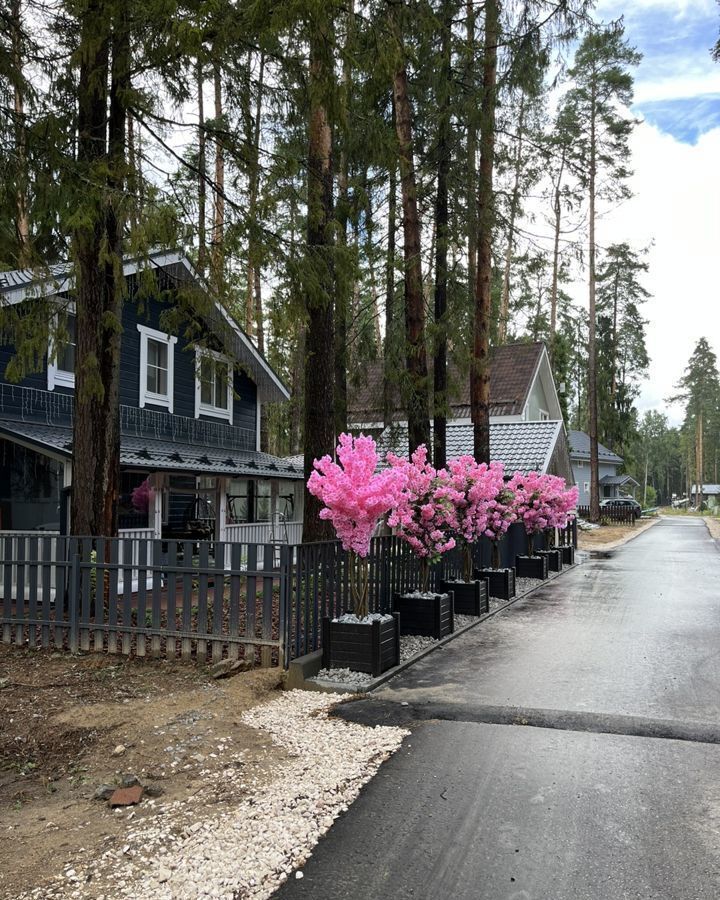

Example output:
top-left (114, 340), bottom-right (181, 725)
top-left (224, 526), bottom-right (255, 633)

top-left (0, 646), bottom-right (286, 899)
top-left (704, 516), bottom-right (720, 540)
top-left (577, 521), bottom-right (647, 548)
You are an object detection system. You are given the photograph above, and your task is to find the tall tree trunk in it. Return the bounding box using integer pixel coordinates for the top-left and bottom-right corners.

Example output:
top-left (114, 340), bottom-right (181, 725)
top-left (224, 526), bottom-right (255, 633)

top-left (433, 0), bottom-right (452, 469)
top-left (695, 410), bottom-right (703, 508)
top-left (197, 59), bottom-right (207, 274)
top-left (211, 62), bottom-right (225, 290)
top-left (384, 113), bottom-right (397, 429)
top-left (246, 50), bottom-right (265, 337)
top-left (71, 0), bottom-right (127, 536)
top-left (465, 0), bottom-right (478, 319)
top-left (10, 0), bottom-right (30, 262)
top-left (334, 1), bottom-right (354, 437)
top-left (302, 24), bottom-right (335, 542)
top-left (393, 56), bottom-right (430, 457)
top-left (470, 0), bottom-right (499, 463)
top-left (498, 91), bottom-right (525, 345)
top-left (588, 80), bottom-right (600, 523)
top-left (549, 147), bottom-right (566, 342)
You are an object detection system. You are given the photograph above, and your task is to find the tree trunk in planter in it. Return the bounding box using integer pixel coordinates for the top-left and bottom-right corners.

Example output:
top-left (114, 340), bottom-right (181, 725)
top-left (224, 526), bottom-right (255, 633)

top-left (321, 614), bottom-right (400, 676)
top-left (392, 591), bottom-right (454, 638)
top-left (440, 579), bottom-right (488, 616)
top-left (560, 545), bottom-right (575, 565)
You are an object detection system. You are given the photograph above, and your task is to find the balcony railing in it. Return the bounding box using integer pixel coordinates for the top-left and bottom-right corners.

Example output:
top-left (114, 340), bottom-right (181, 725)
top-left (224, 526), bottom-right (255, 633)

top-left (0, 383), bottom-right (255, 451)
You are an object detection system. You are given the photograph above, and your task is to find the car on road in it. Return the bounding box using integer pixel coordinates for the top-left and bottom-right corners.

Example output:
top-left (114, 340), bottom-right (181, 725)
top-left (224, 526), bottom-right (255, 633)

top-left (600, 497), bottom-right (642, 519)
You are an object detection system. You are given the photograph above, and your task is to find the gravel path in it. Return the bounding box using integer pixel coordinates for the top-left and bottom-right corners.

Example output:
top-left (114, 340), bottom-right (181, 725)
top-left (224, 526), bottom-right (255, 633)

top-left (16, 692), bottom-right (408, 900)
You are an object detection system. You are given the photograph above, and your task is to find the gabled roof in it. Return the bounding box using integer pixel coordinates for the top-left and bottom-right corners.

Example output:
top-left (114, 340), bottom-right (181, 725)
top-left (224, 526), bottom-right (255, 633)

top-left (0, 250), bottom-right (289, 404)
top-left (567, 430), bottom-right (623, 465)
top-left (600, 474), bottom-right (639, 487)
top-left (348, 342), bottom-right (547, 424)
top-left (376, 420), bottom-right (571, 479)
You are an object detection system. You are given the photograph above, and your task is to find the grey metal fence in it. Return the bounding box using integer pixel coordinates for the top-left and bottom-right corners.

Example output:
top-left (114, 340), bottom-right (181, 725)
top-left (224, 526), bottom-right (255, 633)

top-left (1, 535), bottom-right (290, 666)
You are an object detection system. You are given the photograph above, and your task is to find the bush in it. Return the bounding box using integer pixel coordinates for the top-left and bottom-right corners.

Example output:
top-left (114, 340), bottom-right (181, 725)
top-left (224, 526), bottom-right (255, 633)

top-left (644, 486), bottom-right (657, 508)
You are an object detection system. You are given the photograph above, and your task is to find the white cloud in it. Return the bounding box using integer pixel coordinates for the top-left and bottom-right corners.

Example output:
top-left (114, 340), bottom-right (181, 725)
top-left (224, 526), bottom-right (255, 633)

top-left (595, 123), bottom-right (720, 425)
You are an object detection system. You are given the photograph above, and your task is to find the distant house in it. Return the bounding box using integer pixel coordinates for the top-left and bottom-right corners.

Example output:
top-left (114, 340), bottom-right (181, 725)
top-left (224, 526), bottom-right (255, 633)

top-left (690, 484), bottom-right (720, 508)
top-left (568, 430), bottom-right (638, 506)
top-left (348, 341), bottom-right (564, 431)
top-left (0, 250), bottom-right (303, 541)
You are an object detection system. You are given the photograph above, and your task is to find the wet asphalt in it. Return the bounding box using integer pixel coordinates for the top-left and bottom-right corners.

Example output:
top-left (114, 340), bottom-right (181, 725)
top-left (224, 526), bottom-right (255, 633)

top-left (274, 518), bottom-right (720, 900)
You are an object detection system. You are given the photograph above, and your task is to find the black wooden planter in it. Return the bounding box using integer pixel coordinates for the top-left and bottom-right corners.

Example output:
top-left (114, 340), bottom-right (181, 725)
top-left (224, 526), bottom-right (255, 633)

top-left (392, 591), bottom-right (454, 639)
top-left (474, 567), bottom-right (516, 600)
top-left (515, 554), bottom-right (549, 580)
top-left (536, 549), bottom-right (563, 572)
top-left (439, 579), bottom-right (488, 616)
top-left (559, 545), bottom-right (575, 565)
top-left (321, 613), bottom-right (400, 676)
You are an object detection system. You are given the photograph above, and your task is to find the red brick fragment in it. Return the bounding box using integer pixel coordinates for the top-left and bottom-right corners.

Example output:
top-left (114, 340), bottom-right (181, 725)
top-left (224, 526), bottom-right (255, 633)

top-left (109, 785), bottom-right (144, 807)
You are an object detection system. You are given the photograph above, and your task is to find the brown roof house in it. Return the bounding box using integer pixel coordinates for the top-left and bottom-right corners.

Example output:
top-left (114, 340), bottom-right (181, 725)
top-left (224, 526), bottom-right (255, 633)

top-left (348, 342), bottom-right (573, 480)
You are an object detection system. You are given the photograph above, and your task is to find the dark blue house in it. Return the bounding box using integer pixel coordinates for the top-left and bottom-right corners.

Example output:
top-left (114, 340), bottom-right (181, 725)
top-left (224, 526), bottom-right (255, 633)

top-left (0, 250), bottom-right (303, 543)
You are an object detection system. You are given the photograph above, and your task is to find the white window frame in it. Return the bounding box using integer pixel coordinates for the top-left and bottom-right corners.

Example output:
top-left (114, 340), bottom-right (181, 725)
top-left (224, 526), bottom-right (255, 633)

top-left (47, 304), bottom-right (76, 391)
top-left (538, 407), bottom-right (550, 421)
top-left (194, 347), bottom-right (233, 424)
top-left (576, 460), bottom-right (584, 468)
top-left (583, 481), bottom-right (590, 494)
top-left (138, 324), bottom-right (176, 413)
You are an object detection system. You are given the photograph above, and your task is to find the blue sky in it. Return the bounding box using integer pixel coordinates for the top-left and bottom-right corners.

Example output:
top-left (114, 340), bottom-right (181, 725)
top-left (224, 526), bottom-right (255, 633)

top-left (598, 0), bottom-right (720, 144)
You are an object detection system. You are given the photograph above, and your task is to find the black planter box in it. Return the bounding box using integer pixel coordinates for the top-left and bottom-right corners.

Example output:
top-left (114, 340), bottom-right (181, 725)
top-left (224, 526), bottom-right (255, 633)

top-left (474, 567), bottom-right (516, 600)
top-left (515, 555), bottom-right (549, 580)
top-left (440, 579), bottom-right (488, 616)
top-left (321, 613), bottom-right (400, 676)
top-left (536, 549), bottom-right (563, 572)
top-left (559, 545), bottom-right (575, 566)
top-left (392, 591), bottom-right (454, 639)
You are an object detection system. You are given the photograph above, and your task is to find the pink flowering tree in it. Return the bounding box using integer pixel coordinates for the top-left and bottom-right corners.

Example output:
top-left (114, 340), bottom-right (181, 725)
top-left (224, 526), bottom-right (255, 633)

top-left (307, 433), bottom-right (406, 618)
top-left (508, 471), bottom-right (556, 556)
top-left (547, 481), bottom-right (579, 544)
top-left (386, 446), bottom-right (457, 593)
top-left (131, 478), bottom-right (152, 515)
top-left (436, 457), bottom-right (509, 581)
top-left (482, 474), bottom-right (517, 569)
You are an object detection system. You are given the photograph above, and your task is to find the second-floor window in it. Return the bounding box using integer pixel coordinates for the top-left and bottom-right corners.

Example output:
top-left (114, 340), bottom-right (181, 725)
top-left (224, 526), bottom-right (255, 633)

top-left (195, 348), bottom-right (233, 423)
top-left (138, 324), bottom-right (176, 412)
top-left (48, 309), bottom-right (76, 390)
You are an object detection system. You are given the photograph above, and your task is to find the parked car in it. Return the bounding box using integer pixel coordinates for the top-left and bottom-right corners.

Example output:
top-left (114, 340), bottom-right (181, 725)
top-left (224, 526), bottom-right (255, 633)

top-left (600, 497), bottom-right (641, 519)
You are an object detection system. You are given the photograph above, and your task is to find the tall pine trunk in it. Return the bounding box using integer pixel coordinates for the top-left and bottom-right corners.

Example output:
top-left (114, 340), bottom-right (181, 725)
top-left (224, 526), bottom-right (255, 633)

top-left (384, 114), bottom-right (397, 429)
top-left (465, 0), bottom-right (478, 318)
top-left (10, 0), bottom-right (30, 262)
top-left (695, 411), bottom-right (703, 508)
top-left (549, 148), bottom-right (566, 341)
top-left (197, 59), bottom-right (207, 274)
top-left (211, 62), bottom-right (225, 290)
top-left (471, 0), bottom-right (499, 463)
top-left (302, 25), bottom-right (335, 542)
top-left (246, 51), bottom-right (265, 338)
top-left (393, 55), bottom-right (430, 457)
top-left (71, 0), bottom-right (127, 536)
top-left (433, 0), bottom-right (452, 469)
top-left (587, 80), bottom-right (600, 522)
top-left (498, 91), bottom-right (525, 345)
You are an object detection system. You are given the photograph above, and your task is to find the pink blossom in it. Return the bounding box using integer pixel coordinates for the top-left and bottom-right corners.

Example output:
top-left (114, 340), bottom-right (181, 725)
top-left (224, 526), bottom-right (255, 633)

top-left (307, 433), bottom-right (407, 558)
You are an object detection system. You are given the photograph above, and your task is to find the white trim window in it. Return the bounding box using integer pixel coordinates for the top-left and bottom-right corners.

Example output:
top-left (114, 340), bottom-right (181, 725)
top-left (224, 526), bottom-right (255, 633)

top-left (583, 481), bottom-right (590, 494)
top-left (138, 324), bottom-right (176, 412)
top-left (195, 347), bottom-right (233, 423)
top-left (538, 408), bottom-right (550, 421)
top-left (576, 459), bottom-right (584, 468)
top-left (48, 308), bottom-right (76, 390)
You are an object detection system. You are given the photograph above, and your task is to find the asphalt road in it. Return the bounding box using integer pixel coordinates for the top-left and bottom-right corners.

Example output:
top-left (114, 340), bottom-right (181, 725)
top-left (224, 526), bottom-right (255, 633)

top-left (275, 517), bottom-right (720, 900)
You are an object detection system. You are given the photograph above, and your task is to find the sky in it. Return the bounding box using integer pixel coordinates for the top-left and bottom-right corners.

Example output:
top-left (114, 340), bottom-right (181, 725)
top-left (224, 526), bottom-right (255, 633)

top-left (591, 0), bottom-right (720, 425)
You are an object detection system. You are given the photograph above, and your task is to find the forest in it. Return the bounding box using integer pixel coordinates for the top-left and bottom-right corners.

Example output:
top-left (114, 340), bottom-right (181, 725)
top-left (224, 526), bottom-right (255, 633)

top-left (1, 0), bottom-right (718, 534)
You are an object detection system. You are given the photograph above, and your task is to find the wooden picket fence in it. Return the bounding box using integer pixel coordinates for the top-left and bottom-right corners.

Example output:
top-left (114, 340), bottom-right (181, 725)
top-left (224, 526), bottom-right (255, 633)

top-left (577, 505), bottom-right (639, 525)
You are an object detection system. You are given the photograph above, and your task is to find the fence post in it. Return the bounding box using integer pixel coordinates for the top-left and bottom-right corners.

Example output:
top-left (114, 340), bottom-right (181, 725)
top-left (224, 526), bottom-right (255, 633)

top-left (279, 544), bottom-right (291, 668)
top-left (68, 553), bottom-right (81, 654)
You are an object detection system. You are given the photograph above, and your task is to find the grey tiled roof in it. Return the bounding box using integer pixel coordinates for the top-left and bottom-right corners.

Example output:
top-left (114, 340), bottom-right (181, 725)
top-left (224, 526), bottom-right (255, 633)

top-left (567, 429), bottom-right (623, 464)
top-left (0, 419), bottom-right (303, 480)
top-left (377, 420), bottom-right (565, 474)
top-left (600, 474), bottom-right (639, 486)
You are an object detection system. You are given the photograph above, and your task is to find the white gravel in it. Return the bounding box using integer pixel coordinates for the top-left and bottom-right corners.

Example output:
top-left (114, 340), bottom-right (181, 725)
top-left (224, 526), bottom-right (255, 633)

top-left (17, 691), bottom-right (408, 900)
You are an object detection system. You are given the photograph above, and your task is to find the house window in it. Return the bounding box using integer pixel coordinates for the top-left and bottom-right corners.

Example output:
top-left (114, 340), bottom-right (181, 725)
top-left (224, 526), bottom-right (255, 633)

top-left (538, 408), bottom-right (550, 421)
top-left (195, 348), bottom-right (233, 423)
top-left (576, 460), bottom-right (584, 468)
top-left (138, 324), bottom-right (176, 412)
top-left (48, 310), bottom-right (76, 390)
top-left (583, 482), bottom-right (590, 493)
